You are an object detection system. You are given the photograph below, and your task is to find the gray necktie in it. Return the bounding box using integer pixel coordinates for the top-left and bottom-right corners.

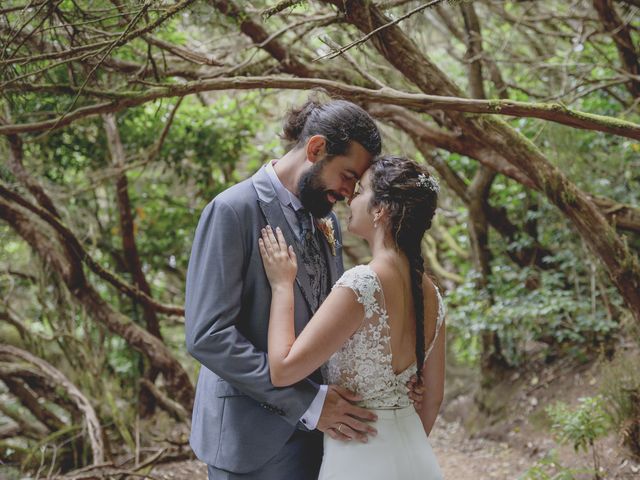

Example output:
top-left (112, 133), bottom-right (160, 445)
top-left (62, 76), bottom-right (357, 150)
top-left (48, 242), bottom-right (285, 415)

top-left (294, 208), bottom-right (329, 311)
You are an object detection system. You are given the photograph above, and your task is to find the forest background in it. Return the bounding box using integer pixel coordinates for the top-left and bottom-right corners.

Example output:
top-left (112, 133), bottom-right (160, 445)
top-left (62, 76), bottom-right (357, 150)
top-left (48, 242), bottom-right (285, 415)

top-left (1, 0), bottom-right (640, 478)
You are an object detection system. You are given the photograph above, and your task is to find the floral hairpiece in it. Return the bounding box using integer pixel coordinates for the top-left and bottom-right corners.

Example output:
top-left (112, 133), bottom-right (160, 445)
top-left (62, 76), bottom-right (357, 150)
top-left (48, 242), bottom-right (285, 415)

top-left (417, 173), bottom-right (440, 193)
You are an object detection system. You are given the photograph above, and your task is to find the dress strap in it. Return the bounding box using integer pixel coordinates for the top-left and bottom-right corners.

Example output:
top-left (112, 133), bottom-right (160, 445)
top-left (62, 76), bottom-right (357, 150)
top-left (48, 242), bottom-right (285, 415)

top-left (332, 265), bottom-right (385, 319)
top-left (424, 286), bottom-right (445, 361)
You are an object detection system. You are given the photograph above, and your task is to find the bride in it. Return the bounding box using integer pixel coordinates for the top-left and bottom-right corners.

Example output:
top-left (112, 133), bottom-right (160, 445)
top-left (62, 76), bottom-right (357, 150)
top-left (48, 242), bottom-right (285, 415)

top-left (259, 155), bottom-right (445, 479)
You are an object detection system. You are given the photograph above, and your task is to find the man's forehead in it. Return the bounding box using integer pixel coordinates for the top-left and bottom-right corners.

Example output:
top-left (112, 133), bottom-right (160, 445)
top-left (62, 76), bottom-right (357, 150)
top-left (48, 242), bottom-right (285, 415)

top-left (335, 157), bottom-right (369, 179)
top-left (343, 143), bottom-right (374, 174)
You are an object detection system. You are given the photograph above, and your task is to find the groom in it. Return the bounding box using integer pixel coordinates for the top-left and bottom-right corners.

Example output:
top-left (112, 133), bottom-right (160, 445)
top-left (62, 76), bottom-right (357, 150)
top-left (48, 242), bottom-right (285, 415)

top-left (185, 99), bottom-right (383, 479)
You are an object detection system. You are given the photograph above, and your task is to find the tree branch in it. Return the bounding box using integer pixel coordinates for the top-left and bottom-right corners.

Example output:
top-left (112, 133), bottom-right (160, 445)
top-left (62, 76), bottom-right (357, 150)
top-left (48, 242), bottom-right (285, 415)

top-left (0, 194), bottom-right (195, 410)
top-left (315, 0), bottom-right (448, 60)
top-left (593, 0), bottom-right (640, 98)
top-left (1, 76), bottom-right (639, 140)
top-left (0, 345), bottom-right (104, 464)
top-left (0, 183), bottom-right (184, 316)
top-left (103, 113), bottom-right (163, 340)
top-left (0, 0), bottom-right (197, 68)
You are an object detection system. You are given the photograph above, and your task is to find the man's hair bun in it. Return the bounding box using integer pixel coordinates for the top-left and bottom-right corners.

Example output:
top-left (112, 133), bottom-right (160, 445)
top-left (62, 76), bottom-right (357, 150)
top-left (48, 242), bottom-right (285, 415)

top-left (282, 100), bottom-right (321, 143)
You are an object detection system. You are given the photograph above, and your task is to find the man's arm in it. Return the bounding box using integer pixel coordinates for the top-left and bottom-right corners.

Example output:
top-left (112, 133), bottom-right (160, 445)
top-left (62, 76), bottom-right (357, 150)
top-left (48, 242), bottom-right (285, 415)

top-left (185, 198), bottom-right (317, 426)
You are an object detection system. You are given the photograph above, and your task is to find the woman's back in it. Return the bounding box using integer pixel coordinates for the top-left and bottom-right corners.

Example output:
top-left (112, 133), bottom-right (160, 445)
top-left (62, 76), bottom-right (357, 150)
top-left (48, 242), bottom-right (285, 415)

top-left (367, 256), bottom-right (443, 377)
top-left (371, 256), bottom-right (418, 375)
top-left (319, 262), bottom-right (445, 480)
top-left (321, 263), bottom-right (444, 409)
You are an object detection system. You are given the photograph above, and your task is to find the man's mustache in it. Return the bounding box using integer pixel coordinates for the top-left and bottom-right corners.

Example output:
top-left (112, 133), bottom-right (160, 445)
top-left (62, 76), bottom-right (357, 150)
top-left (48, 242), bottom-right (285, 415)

top-left (327, 191), bottom-right (345, 202)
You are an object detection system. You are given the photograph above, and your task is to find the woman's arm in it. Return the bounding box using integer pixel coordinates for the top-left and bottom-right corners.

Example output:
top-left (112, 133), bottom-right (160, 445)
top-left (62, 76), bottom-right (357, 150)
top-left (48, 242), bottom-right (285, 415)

top-left (418, 276), bottom-right (446, 435)
top-left (259, 226), bottom-right (364, 387)
top-left (419, 322), bottom-right (445, 435)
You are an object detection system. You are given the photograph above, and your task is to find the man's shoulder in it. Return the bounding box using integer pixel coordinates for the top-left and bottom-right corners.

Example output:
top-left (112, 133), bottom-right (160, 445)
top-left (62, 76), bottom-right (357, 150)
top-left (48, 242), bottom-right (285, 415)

top-left (212, 176), bottom-right (257, 209)
top-left (197, 177), bottom-right (259, 227)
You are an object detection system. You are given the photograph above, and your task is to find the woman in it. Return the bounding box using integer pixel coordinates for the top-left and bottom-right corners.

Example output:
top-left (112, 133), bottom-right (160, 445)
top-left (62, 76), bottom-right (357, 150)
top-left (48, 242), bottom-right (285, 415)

top-left (258, 155), bottom-right (445, 479)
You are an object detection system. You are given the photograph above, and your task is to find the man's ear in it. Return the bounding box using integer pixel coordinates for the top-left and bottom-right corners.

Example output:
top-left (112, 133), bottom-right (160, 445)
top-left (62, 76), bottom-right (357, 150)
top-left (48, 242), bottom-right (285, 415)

top-left (305, 135), bottom-right (326, 164)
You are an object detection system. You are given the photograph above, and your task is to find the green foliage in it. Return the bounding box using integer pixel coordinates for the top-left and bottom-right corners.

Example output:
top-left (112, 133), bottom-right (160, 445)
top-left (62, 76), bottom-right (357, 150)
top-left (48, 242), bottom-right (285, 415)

top-left (106, 336), bottom-right (141, 380)
top-left (120, 94), bottom-right (265, 199)
top-left (446, 260), bottom-right (620, 366)
top-left (520, 450), bottom-right (591, 480)
top-left (546, 396), bottom-right (611, 453)
top-left (36, 120), bottom-right (108, 184)
top-left (543, 396), bottom-right (611, 479)
top-left (445, 161), bottom-right (626, 368)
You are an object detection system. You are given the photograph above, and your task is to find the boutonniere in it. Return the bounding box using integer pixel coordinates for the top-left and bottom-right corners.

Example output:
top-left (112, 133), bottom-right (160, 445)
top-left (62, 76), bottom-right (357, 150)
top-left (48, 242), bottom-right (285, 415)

top-left (316, 218), bottom-right (337, 256)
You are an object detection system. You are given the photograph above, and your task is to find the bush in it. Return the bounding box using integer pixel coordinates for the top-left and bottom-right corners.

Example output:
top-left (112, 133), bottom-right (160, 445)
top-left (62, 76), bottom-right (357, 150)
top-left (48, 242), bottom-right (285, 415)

top-left (546, 395), bottom-right (611, 479)
top-left (446, 261), bottom-right (620, 367)
top-left (599, 350), bottom-right (640, 459)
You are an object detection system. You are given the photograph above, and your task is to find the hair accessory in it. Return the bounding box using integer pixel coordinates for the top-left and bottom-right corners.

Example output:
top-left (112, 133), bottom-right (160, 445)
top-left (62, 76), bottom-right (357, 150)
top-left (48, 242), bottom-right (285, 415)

top-left (417, 173), bottom-right (440, 193)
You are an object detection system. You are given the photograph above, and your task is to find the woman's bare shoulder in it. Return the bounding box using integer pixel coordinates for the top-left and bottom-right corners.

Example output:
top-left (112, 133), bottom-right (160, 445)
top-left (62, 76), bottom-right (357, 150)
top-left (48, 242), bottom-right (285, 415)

top-left (368, 259), bottom-right (403, 293)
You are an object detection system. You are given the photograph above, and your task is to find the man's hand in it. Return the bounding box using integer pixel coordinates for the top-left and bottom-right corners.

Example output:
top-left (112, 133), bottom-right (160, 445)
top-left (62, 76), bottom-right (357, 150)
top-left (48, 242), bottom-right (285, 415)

top-left (407, 374), bottom-right (424, 410)
top-left (316, 385), bottom-right (377, 443)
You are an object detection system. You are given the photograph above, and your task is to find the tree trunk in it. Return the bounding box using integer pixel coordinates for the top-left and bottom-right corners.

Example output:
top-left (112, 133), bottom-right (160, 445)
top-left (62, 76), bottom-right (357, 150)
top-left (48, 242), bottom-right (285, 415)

top-left (103, 114), bottom-right (162, 417)
top-left (592, 0), bottom-right (640, 99)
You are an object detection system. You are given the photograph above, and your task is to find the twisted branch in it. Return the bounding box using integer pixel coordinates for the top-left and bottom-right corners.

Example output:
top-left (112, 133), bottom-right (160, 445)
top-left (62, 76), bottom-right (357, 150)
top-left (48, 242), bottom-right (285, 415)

top-left (1, 76), bottom-right (638, 140)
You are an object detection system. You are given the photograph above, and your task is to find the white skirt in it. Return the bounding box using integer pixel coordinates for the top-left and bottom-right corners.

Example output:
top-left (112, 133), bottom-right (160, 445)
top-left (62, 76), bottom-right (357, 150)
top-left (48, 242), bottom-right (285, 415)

top-left (318, 406), bottom-right (444, 480)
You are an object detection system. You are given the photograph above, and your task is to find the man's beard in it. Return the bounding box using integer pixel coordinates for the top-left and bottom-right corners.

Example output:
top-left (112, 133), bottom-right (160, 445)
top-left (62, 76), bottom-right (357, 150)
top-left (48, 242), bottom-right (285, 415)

top-left (298, 159), bottom-right (344, 218)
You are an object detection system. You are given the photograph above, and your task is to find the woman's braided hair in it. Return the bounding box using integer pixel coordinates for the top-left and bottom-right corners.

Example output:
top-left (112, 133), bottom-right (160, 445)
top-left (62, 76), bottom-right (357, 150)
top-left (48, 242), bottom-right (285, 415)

top-left (368, 155), bottom-right (439, 381)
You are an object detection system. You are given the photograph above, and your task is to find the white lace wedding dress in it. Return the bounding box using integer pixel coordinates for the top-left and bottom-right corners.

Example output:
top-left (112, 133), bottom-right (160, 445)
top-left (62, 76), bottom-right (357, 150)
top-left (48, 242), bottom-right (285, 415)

top-left (318, 265), bottom-right (445, 480)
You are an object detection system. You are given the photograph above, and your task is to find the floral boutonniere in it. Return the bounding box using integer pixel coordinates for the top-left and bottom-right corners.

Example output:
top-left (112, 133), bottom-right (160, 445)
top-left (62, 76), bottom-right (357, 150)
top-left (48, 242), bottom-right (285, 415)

top-left (316, 218), bottom-right (337, 256)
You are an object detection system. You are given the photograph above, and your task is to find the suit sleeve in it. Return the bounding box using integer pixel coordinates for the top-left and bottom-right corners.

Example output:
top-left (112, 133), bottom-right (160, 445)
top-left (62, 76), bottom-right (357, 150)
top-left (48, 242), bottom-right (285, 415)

top-left (185, 198), bottom-right (318, 426)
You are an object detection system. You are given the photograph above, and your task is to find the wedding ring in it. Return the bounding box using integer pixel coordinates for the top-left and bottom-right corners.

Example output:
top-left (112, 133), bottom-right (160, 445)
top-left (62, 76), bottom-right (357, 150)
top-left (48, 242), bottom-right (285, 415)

top-left (337, 424), bottom-right (344, 433)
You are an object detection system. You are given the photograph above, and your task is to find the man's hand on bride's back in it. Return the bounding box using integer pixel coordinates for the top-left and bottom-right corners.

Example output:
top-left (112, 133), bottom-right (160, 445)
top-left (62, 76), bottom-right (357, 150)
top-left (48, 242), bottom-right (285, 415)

top-left (259, 226), bottom-right (297, 288)
top-left (317, 385), bottom-right (378, 443)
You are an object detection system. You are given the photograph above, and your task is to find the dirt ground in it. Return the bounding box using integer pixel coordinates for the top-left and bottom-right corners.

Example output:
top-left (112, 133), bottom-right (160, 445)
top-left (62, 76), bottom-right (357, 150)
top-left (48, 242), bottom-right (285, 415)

top-left (150, 351), bottom-right (640, 480)
top-left (149, 415), bottom-right (640, 479)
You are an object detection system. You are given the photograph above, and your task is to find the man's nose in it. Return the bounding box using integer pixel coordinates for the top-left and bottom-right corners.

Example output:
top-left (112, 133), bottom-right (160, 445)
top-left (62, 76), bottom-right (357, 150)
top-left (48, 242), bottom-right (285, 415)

top-left (341, 182), bottom-right (355, 199)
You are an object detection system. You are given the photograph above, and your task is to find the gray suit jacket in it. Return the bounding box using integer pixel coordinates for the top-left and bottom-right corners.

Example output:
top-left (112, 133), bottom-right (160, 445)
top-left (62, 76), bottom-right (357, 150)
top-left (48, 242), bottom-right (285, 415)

top-left (185, 165), bottom-right (344, 473)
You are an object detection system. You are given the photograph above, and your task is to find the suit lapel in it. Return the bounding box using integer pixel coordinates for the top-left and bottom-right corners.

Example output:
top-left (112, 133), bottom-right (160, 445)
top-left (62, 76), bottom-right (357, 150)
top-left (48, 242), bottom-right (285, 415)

top-left (257, 197), bottom-right (316, 313)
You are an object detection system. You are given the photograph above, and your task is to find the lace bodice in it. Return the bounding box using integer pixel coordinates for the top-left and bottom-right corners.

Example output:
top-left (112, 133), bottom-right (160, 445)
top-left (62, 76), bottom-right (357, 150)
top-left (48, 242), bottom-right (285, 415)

top-left (322, 265), bottom-right (445, 409)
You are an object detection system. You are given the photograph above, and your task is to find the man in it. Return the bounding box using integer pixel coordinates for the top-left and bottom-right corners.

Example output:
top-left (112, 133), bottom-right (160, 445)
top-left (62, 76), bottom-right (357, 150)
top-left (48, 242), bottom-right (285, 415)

top-left (185, 99), bottom-right (383, 479)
